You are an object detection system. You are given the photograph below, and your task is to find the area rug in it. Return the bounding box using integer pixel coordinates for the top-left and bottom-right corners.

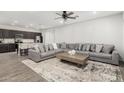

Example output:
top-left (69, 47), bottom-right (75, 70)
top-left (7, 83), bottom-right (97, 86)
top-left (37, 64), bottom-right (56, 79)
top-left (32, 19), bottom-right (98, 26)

top-left (22, 58), bottom-right (123, 82)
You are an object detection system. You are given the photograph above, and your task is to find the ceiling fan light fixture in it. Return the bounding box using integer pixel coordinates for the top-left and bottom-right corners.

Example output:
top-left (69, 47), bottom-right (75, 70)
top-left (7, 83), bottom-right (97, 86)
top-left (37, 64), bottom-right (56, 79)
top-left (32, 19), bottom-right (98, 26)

top-left (55, 11), bottom-right (79, 21)
top-left (59, 20), bottom-right (64, 24)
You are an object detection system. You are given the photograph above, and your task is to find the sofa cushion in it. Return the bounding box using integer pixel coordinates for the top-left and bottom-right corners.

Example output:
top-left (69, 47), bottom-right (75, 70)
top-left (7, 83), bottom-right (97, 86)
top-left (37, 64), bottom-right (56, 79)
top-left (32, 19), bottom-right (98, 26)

top-left (82, 44), bottom-right (87, 51)
top-left (102, 45), bottom-right (114, 54)
top-left (78, 44), bottom-right (82, 50)
top-left (76, 51), bottom-right (89, 55)
top-left (41, 51), bottom-right (55, 58)
top-left (95, 44), bottom-right (103, 53)
top-left (75, 44), bottom-right (79, 50)
top-left (39, 44), bottom-right (45, 53)
top-left (56, 43), bottom-right (61, 48)
top-left (55, 49), bottom-right (64, 53)
top-left (52, 43), bottom-right (58, 49)
top-left (44, 45), bottom-right (49, 52)
top-left (90, 44), bottom-right (96, 52)
top-left (61, 42), bottom-right (67, 49)
top-left (85, 44), bottom-right (90, 51)
top-left (33, 44), bottom-right (40, 53)
top-left (49, 44), bottom-right (54, 50)
top-left (89, 52), bottom-right (112, 59)
top-left (68, 44), bottom-right (75, 49)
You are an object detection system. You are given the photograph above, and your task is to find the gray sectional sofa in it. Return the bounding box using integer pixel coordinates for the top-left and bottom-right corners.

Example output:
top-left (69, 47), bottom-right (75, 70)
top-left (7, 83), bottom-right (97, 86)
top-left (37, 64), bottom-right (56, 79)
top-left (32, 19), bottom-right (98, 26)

top-left (28, 43), bottom-right (120, 65)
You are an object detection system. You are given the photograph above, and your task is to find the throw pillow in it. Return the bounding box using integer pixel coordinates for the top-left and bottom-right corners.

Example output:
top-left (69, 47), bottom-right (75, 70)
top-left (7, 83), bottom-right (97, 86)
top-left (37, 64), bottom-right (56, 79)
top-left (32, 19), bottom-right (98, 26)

top-left (49, 44), bottom-right (54, 50)
top-left (44, 45), bottom-right (49, 52)
top-left (39, 44), bottom-right (45, 53)
top-left (90, 44), bottom-right (96, 52)
top-left (56, 43), bottom-right (61, 48)
top-left (75, 44), bottom-right (79, 50)
top-left (33, 44), bottom-right (40, 53)
top-left (82, 44), bottom-right (87, 51)
top-left (61, 42), bottom-right (66, 49)
top-left (95, 44), bottom-right (103, 53)
top-left (102, 45), bottom-right (114, 54)
top-left (68, 44), bottom-right (75, 49)
top-left (85, 44), bottom-right (90, 51)
top-left (78, 44), bottom-right (82, 50)
top-left (52, 43), bottom-right (58, 49)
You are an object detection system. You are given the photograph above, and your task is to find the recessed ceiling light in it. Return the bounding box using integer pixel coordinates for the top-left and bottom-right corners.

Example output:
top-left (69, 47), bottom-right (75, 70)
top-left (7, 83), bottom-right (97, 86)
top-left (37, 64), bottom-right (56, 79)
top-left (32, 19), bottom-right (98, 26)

top-left (59, 20), bottom-right (64, 24)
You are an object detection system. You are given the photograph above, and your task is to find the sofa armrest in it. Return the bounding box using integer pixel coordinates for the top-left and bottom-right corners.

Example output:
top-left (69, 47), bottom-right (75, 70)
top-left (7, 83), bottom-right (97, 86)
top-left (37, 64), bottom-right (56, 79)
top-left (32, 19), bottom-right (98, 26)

top-left (28, 49), bottom-right (41, 62)
top-left (112, 50), bottom-right (119, 65)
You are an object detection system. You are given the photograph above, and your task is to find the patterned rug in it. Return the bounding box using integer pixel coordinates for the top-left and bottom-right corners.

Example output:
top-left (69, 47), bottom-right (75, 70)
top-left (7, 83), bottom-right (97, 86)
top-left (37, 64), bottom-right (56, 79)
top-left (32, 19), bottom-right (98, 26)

top-left (22, 58), bottom-right (123, 82)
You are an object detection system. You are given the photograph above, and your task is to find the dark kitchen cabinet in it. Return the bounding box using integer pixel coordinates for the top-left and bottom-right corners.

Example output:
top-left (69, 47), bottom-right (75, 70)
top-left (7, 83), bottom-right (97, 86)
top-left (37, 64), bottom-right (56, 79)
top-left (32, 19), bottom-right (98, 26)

top-left (9, 44), bottom-right (16, 52)
top-left (0, 29), bottom-right (3, 38)
top-left (9, 30), bottom-right (16, 38)
top-left (0, 29), bottom-right (42, 40)
top-left (23, 32), bottom-right (36, 39)
top-left (23, 31), bottom-right (29, 39)
top-left (0, 31), bottom-right (3, 38)
top-left (0, 43), bottom-right (16, 53)
top-left (0, 44), bottom-right (9, 53)
top-left (3, 30), bottom-right (9, 38)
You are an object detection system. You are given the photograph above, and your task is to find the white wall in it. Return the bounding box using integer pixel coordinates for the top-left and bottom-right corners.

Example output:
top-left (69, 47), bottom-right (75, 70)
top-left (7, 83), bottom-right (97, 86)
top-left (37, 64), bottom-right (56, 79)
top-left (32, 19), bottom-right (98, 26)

top-left (43, 13), bottom-right (124, 60)
top-left (42, 29), bottom-right (55, 44)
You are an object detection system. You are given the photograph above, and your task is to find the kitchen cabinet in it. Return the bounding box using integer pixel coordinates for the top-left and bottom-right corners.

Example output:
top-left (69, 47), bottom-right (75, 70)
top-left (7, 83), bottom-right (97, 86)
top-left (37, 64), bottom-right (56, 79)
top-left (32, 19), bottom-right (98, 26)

top-left (9, 44), bottom-right (16, 52)
top-left (0, 29), bottom-right (42, 40)
top-left (3, 30), bottom-right (9, 38)
top-left (0, 43), bottom-right (16, 53)
top-left (0, 29), bottom-right (3, 38)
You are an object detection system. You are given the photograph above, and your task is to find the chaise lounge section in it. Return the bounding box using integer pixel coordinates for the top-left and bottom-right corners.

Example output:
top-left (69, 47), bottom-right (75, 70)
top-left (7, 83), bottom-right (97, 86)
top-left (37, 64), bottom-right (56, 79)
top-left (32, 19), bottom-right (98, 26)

top-left (28, 43), bottom-right (120, 65)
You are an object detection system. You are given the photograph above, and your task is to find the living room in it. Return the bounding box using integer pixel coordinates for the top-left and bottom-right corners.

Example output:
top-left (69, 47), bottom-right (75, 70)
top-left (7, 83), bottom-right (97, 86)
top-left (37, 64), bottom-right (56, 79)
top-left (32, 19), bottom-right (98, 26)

top-left (1, 0), bottom-right (124, 93)
top-left (0, 11), bottom-right (124, 82)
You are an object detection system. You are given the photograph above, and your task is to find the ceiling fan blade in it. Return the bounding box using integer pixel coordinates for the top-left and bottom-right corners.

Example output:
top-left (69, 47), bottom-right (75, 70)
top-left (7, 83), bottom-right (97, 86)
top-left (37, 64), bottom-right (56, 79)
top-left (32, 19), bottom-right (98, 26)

top-left (54, 17), bottom-right (62, 20)
top-left (67, 17), bottom-right (76, 19)
top-left (67, 12), bottom-right (74, 16)
top-left (56, 13), bottom-right (62, 16)
top-left (75, 15), bottom-right (79, 17)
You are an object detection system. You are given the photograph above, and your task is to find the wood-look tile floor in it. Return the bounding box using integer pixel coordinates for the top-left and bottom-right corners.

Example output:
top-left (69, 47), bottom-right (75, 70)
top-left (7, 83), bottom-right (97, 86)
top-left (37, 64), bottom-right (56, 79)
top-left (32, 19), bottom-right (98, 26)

top-left (120, 61), bottom-right (124, 80)
top-left (0, 52), bottom-right (47, 82)
top-left (0, 52), bottom-right (124, 82)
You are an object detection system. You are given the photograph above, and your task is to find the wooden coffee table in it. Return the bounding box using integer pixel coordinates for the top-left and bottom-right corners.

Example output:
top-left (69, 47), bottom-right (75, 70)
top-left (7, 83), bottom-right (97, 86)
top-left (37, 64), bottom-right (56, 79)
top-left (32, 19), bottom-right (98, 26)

top-left (56, 52), bottom-right (89, 67)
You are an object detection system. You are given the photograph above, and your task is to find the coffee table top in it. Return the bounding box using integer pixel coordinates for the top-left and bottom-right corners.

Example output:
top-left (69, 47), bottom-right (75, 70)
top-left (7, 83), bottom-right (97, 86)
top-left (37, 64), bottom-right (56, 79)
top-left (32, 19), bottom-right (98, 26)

top-left (56, 52), bottom-right (89, 65)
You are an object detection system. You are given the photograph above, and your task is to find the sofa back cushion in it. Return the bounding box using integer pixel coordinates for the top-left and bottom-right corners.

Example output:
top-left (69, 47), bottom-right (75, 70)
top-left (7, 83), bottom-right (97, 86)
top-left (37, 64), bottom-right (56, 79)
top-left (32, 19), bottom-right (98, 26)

top-left (82, 44), bottom-right (91, 51)
top-left (49, 44), bottom-right (54, 50)
top-left (102, 44), bottom-right (115, 54)
top-left (75, 44), bottom-right (79, 50)
top-left (85, 44), bottom-right (91, 51)
top-left (39, 44), bottom-right (45, 53)
top-left (90, 44), bottom-right (96, 52)
top-left (33, 44), bottom-right (40, 53)
top-left (61, 42), bottom-right (67, 49)
top-left (52, 43), bottom-right (58, 49)
top-left (78, 44), bottom-right (82, 50)
top-left (56, 43), bottom-right (61, 48)
top-left (82, 44), bottom-right (86, 51)
top-left (95, 44), bottom-right (103, 53)
top-left (68, 43), bottom-right (76, 49)
top-left (44, 45), bottom-right (49, 52)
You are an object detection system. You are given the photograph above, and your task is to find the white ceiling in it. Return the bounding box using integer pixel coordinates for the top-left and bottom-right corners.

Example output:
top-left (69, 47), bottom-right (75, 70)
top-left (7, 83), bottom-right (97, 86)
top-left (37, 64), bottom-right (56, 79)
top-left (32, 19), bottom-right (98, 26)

top-left (0, 11), bottom-right (122, 30)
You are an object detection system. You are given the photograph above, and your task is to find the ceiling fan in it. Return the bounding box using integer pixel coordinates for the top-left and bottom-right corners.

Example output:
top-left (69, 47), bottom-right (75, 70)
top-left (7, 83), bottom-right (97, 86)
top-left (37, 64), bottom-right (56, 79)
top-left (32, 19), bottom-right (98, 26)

top-left (55, 11), bottom-right (79, 21)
